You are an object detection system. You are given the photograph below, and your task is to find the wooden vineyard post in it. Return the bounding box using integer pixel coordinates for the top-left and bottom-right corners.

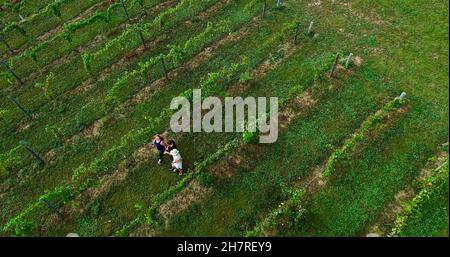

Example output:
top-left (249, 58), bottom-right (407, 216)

top-left (0, 35), bottom-right (14, 54)
top-left (396, 92), bottom-right (407, 100)
top-left (19, 141), bottom-right (45, 165)
top-left (120, 0), bottom-right (146, 49)
top-left (262, 0), bottom-right (267, 17)
top-left (329, 53), bottom-right (340, 77)
top-left (1, 59), bottom-right (24, 85)
top-left (136, 25), bottom-right (147, 49)
top-left (120, 0), bottom-right (132, 22)
top-left (161, 56), bottom-right (169, 81)
top-left (6, 95), bottom-right (32, 119)
top-left (345, 53), bottom-right (353, 68)
top-left (294, 22), bottom-right (301, 45)
top-left (277, 0), bottom-right (283, 8)
top-left (39, 199), bottom-right (64, 220)
top-left (307, 21), bottom-right (314, 36)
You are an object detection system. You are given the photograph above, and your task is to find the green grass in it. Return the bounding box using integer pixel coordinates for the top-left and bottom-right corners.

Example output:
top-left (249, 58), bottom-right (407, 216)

top-left (0, 0), bottom-right (254, 225)
top-left (0, 0), bottom-right (448, 237)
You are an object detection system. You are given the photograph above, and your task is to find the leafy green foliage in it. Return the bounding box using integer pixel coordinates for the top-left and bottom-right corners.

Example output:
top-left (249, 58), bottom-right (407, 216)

top-left (390, 160), bottom-right (449, 237)
top-left (2, 22), bottom-right (26, 36)
top-left (0, 146), bottom-right (23, 180)
top-left (245, 187), bottom-right (306, 236)
top-left (323, 97), bottom-right (408, 177)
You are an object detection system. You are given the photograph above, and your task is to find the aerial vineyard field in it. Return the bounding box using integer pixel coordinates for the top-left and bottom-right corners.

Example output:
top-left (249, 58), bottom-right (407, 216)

top-left (0, 0), bottom-right (448, 238)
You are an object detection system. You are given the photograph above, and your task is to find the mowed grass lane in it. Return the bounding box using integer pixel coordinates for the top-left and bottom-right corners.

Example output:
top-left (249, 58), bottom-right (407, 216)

top-left (0, 0), bottom-right (261, 231)
top-left (0, 0), bottom-right (225, 224)
top-left (36, 4), bottom-right (302, 236)
top-left (159, 0), bottom-right (448, 236)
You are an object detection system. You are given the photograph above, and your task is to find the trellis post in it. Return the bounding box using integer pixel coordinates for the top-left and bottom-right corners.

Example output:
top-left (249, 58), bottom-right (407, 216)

top-left (6, 95), bottom-right (32, 119)
top-left (329, 53), bottom-right (340, 77)
top-left (20, 141), bottom-right (45, 165)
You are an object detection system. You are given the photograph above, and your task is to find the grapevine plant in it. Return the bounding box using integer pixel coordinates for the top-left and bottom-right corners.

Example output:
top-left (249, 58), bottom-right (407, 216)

top-left (323, 96), bottom-right (408, 177)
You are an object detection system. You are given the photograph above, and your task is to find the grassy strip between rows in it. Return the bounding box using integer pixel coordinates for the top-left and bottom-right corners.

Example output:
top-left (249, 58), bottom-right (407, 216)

top-left (115, 48), bottom-right (330, 236)
top-left (5, 0), bottom-right (160, 76)
top-left (245, 94), bottom-right (410, 237)
top-left (1, 6), bottom-right (285, 234)
top-left (0, 0), bottom-right (216, 132)
top-left (1, 0), bottom-right (101, 52)
top-left (0, 0), bottom-right (51, 23)
top-left (389, 159), bottom-right (449, 237)
top-left (0, 10), bottom-right (239, 182)
top-left (323, 96), bottom-right (409, 177)
top-left (82, 0), bottom-right (219, 75)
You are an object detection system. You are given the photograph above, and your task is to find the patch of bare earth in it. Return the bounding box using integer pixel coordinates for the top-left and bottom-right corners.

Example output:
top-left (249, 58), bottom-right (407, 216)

top-left (159, 180), bottom-right (213, 227)
top-left (330, 0), bottom-right (389, 26)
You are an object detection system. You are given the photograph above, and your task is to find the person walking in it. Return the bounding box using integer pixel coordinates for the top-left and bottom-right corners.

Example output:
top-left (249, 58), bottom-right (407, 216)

top-left (167, 148), bottom-right (183, 176)
top-left (166, 139), bottom-right (177, 152)
top-left (152, 135), bottom-right (167, 165)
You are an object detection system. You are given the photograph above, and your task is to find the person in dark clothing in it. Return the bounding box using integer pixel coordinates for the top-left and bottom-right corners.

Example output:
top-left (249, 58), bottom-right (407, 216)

top-left (166, 139), bottom-right (177, 152)
top-left (152, 135), bottom-right (167, 164)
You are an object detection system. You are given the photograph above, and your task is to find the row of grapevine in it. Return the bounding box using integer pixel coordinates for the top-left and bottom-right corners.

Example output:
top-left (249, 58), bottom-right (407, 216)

top-left (105, 19), bottom-right (233, 105)
top-left (1, 186), bottom-right (73, 236)
top-left (114, 57), bottom-right (252, 235)
top-left (114, 21), bottom-right (315, 235)
top-left (6, 0), bottom-right (160, 75)
top-left (323, 96), bottom-right (409, 177)
top-left (0, 54), bottom-right (250, 236)
top-left (0, 2), bottom-right (242, 201)
top-left (389, 159), bottom-right (449, 236)
top-left (0, 13), bottom-right (236, 182)
top-left (0, 145), bottom-right (23, 180)
top-left (82, 0), bottom-right (218, 74)
top-left (1, 0), bottom-right (96, 50)
top-left (245, 187), bottom-right (306, 237)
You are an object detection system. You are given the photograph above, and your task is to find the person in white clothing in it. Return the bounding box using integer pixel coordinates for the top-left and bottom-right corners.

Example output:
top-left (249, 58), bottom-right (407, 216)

top-left (166, 148), bottom-right (183, 176)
